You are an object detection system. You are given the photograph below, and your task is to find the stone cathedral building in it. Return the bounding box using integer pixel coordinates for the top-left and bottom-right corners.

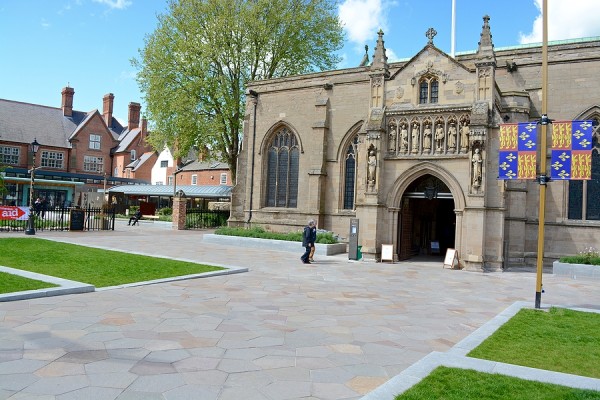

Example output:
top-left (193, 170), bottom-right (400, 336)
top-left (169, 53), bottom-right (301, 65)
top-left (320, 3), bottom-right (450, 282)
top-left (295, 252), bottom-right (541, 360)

top-left (230, 16), bottom-right (600, 270)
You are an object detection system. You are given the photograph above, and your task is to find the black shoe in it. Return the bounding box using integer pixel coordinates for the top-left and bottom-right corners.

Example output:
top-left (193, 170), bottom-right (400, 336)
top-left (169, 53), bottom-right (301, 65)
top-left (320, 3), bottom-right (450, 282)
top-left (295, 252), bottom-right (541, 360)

top-left (303, 261), bottom-right (311, 264)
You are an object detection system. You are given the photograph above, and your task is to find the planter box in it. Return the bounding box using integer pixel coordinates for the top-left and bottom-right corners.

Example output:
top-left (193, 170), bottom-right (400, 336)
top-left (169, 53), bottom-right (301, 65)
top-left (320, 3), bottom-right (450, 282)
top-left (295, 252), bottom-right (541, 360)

top-left (202, 234), bottom-right (347, 256)
top-left (552, 261), bottom-right (600, 281)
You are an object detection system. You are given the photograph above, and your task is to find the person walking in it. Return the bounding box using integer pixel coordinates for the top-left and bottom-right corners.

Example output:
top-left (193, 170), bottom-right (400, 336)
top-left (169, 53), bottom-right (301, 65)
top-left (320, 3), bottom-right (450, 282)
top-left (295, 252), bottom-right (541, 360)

top-left (301, 219), bottom-right (316, 264)
top-left (308, 222), bottom-right (317, 262)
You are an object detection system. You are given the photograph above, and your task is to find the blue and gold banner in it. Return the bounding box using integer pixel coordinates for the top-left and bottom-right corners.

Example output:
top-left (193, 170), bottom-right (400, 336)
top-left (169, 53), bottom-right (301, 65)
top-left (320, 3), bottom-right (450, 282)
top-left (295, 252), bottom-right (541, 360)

top-left (550, 120), bottom-right (593, 180)
top-left (498, 122), bottom-right (538, 180)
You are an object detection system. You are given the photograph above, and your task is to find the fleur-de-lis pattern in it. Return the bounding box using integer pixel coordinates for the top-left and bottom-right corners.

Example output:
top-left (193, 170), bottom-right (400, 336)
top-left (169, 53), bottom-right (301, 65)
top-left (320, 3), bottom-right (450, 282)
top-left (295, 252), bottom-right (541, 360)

top-left (550, 120), bottom-right (593, 180)
top-left (498, 123), bottom-right (537, 179)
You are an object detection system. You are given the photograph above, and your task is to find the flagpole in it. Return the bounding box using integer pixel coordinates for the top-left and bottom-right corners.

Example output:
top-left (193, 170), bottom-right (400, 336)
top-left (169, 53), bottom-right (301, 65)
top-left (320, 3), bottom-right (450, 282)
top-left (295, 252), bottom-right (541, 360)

top-left (535, 0), bottom-right (548, 309)
top-left (450, 0), bottom-right (456, 57)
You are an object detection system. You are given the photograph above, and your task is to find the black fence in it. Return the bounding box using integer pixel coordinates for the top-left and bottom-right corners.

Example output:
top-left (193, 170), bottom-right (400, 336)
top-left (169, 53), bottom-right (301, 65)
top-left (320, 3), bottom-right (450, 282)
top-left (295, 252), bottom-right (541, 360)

top-left (0, 206), bottom-right (115, 232)
top-left (185, 209), bottom-right (229, 229)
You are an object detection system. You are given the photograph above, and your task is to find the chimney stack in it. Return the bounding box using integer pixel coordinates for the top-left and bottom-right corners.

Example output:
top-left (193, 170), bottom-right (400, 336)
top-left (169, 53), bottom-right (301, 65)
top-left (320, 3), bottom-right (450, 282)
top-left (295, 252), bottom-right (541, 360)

top-left (128, 102), bottom-right (141, 131)
top-left (61, 87), bottom-right (75, 117)
top-left (103, 93), bottom-right (114, 127)
top-left (140, 117), bottom-right (148, 137)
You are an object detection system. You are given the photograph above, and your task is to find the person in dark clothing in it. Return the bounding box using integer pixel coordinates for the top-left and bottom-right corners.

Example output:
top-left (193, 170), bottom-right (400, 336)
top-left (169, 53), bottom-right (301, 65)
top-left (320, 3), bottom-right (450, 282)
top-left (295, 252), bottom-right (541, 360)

top-left (128, 210), bottom-right (142, 226)
top-left (301, 219), bottom-right (316, 264)
top-left (308, 222), bottom-right (317, 262)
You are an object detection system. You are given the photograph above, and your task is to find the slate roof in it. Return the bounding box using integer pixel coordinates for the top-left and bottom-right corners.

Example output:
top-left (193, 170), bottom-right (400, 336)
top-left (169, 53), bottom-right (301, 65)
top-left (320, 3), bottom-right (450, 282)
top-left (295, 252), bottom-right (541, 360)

top-left (126, 151), bottom-right (155, 171)
top-left (108, 184), bottom-right (232, 198)
top-left (181, 160), bottom-right (229, 171)
top-left (0, 99), bottom-right (125, 148)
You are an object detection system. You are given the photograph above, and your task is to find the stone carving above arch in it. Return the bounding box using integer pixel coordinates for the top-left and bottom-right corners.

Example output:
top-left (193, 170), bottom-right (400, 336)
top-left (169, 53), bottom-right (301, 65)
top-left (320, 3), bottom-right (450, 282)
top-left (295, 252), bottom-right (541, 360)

top-left (385, 161), bottom-right (466, 211)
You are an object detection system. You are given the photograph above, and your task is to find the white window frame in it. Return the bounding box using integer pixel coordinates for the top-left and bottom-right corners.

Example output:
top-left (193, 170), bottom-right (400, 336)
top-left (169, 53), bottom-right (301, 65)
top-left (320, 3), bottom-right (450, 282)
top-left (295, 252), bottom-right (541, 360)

top-left (89, 134), bottom-right (101, 150)
top-left (130, 150), bottom-right (136, 161)
top-left (0, 146), bottom-right (20, 165)
top-left (41, 151), bottom-right (65, 169)
top-left (83, 155), bottom-right (104, 172)
top-left (220, 173), bottom-right (227, 185)
top-left (161, 160), bottom-right (168, 168)
top-left (191, 174), bottom-right (198, 185)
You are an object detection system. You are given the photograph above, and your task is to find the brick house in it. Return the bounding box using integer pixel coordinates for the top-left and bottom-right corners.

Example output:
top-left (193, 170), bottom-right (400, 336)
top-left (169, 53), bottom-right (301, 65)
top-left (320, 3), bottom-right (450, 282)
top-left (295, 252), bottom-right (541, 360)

top-left (0, 87), bottom-right (153, 208)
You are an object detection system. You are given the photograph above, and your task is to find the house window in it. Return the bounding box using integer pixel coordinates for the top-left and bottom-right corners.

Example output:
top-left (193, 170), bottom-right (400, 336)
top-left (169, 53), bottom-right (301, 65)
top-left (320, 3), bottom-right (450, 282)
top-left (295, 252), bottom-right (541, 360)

top-left (220, 173), bottom-right (227, 185)
top-left (343, 135), bottom-right (359, 210)
top-left (83, 155), bottom-right (104, 172)
top-left (0, 146), bottom-right (19, 165)
top-left (130, 150), bottom-right (136, 161)
top-left (40, 151), bottom-right (64, 169)
top-left (161, 160), bottom-right (168, 168)
top-left (419, 76), bottom-right (439, 104)
top-left (114, 167), bottom-right (119, 176)
top-left (266, 127), bottom-right (299, 208)
top-left (191, 174), bottom-right (198, 185)
top-left (89, 134), bottom-right (101, 150)
top-left (167, 176), bottom-right (173, 185)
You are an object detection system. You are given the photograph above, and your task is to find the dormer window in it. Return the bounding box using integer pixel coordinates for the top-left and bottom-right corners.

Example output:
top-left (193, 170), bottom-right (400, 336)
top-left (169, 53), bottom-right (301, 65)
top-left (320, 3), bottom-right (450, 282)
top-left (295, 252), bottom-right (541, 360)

top-left (419, 76), bottom-right (439, 104)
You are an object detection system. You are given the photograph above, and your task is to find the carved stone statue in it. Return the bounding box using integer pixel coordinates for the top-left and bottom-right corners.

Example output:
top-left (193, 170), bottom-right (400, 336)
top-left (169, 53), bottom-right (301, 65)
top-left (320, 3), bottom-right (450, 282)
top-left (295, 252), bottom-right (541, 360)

top-left (423, 124), bottom-right (432, 151)
top-left (400, 124), bottom-right (408, 152)
top-left (471, 148), bottom-right (482, 188)
top-left (411, 123), bottom-right (419, 153)
top-left (460, 122), bottom-right (470, 152)
top-left (435, 124), bottom-right (445, 152)
top-left (448, 123), bottom-right (457, 150)
top-left (388, 125), bottom-right (396, 152)
top-left (368, 150), bottom-right (377, 190)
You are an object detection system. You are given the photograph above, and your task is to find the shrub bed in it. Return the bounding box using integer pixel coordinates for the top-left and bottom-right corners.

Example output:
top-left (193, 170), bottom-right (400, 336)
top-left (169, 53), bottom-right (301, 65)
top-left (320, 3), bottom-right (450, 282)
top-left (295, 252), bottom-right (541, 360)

top-left (215, 226), bottom-right (338, 244)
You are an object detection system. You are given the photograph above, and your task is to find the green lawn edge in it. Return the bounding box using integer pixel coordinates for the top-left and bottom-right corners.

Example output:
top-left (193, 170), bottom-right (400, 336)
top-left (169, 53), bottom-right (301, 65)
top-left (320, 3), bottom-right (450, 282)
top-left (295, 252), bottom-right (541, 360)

top-left (0, 271), bottom-right (58, 294)
top-left (0, 238), bottom-right (224, 288)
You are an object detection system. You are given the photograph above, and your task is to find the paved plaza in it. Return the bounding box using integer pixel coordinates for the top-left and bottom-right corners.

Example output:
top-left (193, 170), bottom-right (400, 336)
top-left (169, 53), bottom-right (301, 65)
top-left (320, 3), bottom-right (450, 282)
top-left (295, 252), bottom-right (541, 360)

top-left (1, 220), bottom-right (600, 399)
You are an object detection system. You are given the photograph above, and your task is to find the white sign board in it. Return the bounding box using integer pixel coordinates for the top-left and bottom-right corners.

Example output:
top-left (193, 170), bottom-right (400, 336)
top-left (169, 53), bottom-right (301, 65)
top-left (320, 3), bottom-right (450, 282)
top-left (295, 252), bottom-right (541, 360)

top-left (381, 244), bottom-right (394, 262)
top-left (443, 248), bottom-right (458, 269)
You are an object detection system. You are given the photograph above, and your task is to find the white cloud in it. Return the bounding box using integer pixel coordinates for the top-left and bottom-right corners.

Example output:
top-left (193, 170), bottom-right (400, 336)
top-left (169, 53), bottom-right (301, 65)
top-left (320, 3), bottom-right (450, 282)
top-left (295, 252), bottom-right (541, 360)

top-left (41, 18), bottom-right (51, 29)
top-left (92, 0), bottom-right (132, 10)
top-left (339, 0), bottom-right (386, 44)
top-left (519, 0), bottom-right (600, 43)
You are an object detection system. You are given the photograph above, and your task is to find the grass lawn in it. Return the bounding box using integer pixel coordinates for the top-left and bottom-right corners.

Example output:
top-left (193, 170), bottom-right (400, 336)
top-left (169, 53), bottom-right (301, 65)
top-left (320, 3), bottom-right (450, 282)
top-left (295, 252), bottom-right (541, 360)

top-left (395, 366), bottom-right (600, 400)
top-left (0, 271), bottom-right (58, 294)
top-left (468, 307), bottom-right (600, 378)
top-left (0, 238), bottom-right (224, 288)
top-left (395, 308), bottom-right (600, 399)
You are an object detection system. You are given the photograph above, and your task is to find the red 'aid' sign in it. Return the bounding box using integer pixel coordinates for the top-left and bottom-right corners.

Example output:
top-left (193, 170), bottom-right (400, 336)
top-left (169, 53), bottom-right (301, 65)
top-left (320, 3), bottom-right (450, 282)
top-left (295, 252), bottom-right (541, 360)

top-left (0, 206), bottom-right (29, 220)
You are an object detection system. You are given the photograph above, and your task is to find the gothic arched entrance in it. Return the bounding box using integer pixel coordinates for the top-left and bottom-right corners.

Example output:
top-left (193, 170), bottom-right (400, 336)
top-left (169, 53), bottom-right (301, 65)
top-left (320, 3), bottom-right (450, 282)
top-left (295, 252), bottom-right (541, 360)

top-left (397, 174), bottom-right (456, 260)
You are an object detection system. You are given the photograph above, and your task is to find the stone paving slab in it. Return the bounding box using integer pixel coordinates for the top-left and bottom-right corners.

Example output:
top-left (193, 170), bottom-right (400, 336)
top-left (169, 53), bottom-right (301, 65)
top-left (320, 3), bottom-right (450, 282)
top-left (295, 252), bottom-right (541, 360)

top-left (0, 222), bottom-right (600, 399)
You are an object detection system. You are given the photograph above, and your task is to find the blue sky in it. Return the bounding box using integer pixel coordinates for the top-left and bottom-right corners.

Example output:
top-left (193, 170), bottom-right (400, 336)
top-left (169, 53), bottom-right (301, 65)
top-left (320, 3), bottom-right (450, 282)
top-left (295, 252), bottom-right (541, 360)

top-left (1, 0), bottom-right (599, 124)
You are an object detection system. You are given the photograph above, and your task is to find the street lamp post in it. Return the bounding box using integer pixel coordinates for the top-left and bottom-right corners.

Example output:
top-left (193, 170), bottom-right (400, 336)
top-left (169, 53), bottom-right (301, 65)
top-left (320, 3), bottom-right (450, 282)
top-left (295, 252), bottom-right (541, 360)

top-left (25, 138), bottom-right (41, 235)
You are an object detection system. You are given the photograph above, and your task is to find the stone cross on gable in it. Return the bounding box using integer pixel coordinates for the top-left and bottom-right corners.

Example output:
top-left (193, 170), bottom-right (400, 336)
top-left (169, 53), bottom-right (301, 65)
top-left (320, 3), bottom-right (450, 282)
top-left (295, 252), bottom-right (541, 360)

top-left (426, 27), bottom-right (437, 44)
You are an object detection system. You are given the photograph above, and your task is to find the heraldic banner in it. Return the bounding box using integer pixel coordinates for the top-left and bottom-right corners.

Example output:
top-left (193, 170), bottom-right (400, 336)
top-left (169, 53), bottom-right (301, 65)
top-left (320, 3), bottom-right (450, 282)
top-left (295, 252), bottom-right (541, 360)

top-left (498, 122), bottom-right (538, 180)
top-left (550, 120), bottom-right (593, 180)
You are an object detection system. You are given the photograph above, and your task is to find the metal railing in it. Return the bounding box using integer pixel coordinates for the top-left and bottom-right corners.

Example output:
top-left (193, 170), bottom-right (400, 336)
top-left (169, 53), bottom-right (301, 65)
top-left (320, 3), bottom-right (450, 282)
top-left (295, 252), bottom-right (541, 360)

top-left (0, 206), bottom-right (115, 232)
top-left (185, 209), bottom-right (229, 229)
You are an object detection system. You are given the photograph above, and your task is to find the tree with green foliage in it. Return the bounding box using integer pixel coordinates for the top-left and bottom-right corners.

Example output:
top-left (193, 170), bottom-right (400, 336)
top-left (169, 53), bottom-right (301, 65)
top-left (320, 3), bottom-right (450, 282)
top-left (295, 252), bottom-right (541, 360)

top-left (133, 0), bottom-right (344, 181)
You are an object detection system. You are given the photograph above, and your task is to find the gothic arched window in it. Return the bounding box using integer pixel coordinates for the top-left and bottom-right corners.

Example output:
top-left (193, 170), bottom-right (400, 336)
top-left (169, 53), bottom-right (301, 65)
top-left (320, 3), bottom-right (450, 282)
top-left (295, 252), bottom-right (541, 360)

top-left (266, 127), bottom-right (299, 208)
top-left (568, 118), bottom-right (600, 220)
top-left (343, 135), bottom-right (359, 210)
top-left (419, 76), bottom-right (439, 104)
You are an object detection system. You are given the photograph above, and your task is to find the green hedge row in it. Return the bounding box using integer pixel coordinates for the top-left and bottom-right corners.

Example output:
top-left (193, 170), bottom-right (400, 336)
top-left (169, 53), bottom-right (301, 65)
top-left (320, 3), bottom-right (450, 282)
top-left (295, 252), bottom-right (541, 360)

top-left (214, 226), bottom-right (338, 244)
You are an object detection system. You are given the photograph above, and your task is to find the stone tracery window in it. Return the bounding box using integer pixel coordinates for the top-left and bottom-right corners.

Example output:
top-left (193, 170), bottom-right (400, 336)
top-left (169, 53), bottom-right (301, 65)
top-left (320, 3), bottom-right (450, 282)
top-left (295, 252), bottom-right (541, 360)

top-left (419, 76), bottom-right (439, 104)
top-left (343, 135), bottom-right (359, 210)
top-left (266, 127), bottom-right (299, 208)
top-left (568, 117), bottom-right (600, 220)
